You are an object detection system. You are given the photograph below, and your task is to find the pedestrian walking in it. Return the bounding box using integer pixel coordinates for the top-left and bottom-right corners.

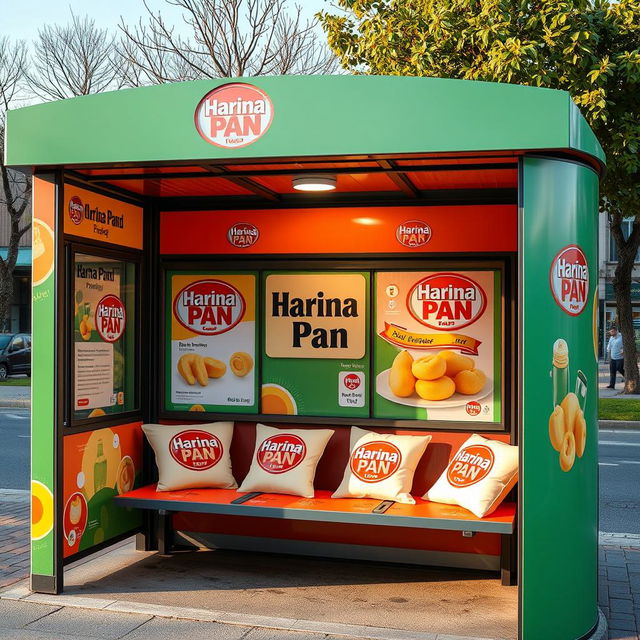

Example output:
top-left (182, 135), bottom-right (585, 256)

top-left (606, 326), bottom-right (624, 389)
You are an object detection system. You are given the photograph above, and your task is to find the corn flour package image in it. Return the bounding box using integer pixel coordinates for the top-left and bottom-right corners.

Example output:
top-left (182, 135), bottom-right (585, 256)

top-left (142, 422), bottom-right (236, 491)
top-left (237, 424), bottom-right (334, 498)
top-left (332, 427), bottom-right (431, 504)
top-left (425, 433), bottom-right (518, 518)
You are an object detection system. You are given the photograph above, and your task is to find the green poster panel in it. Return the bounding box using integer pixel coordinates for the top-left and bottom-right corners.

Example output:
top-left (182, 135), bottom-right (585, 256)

top-left (520, 157), bottom-right (599, 640)
top-left (373, 270), bottom-right (502, 424)
top-left (262, 271), bottom-right (369, 417)
top-left (165, 271), bottom-right (259, 413)
top-left (31, 175), bottom-right (58, 587)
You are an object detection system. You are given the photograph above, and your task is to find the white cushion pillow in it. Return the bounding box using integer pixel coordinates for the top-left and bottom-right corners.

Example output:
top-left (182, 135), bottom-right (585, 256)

top-left (332, 427), bottom-right (431, 505)
top-left (142, 422), bottom-right (236, 492)
top-left (237, 424), bottom-right (334, 498)
top-left (425, 433), bottom-right (518, 518)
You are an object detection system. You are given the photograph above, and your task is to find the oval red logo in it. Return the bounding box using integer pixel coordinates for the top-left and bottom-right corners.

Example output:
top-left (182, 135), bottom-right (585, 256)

top-left (344, 373), bottom-right (361, 390)
top-left (350, 440), bottom-right (402, 483)
top-left (173, 279), bottom-right (245, 336)
top-left (169, 429), bottom-right (224, 470)
top-left (549, 245), bottom-right (589, 316)
top-left (95, 294), bottom-right (126, 343)
top-left (257, 434), bottom-right (306, 474)
top-left (396, 220), bottom-right (431, 248)
top-left (408, 273), bottom-right (486, 331)
top-left (466, 401), bottom-right (481, 416)
top-left (227, 223), bottom-right (259, 249)
top-left (68, 196), bottom-right (83, 225)
top-left (447, 444), bottom-right (495, 488)
top-left (195, 83), bottom-right (274, 149)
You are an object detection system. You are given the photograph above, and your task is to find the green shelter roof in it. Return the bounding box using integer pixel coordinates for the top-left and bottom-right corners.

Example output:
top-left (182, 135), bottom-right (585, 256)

top-left (5, 75), bottom-right (605, 170)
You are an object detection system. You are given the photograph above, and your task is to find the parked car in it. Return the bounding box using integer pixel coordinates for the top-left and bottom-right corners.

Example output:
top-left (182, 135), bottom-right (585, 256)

top-left (0, 333), bottom-right (31, 379)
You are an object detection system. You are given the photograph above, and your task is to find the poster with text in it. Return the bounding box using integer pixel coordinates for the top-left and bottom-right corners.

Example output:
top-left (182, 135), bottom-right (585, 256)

top-left (374, 270), bottom-right (501, 423)
top-left (74, 255), bottom-right (136, 419)
top-left (62, 422), bottom-right (143, 558)
top-left (166, 272), bottom-right (258, 413)
top-left (262, 272), bottom-right (369, 417)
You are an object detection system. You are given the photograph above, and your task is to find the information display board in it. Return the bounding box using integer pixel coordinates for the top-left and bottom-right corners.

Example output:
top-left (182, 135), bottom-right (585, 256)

top-left (262, 272), bottom-right (369, 417)
top-left (374, 270), bottom-right (501, 423)
top-left (73, 254), bottom-right (136, 419)
top-left (166, 272), bottom-right (258, 413)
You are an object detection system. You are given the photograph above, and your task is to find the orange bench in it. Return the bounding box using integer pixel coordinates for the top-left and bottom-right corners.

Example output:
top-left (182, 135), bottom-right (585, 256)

top-left (115, 486), bottom-right (517, 584)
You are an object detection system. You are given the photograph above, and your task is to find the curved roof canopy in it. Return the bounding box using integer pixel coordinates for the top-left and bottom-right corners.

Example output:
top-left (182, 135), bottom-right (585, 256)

top-left (5, 75), bottom-right (605, 172)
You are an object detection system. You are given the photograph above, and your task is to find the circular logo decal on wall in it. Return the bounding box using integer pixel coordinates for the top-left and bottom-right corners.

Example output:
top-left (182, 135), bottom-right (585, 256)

top-left (350, 441), bottom-right (402, 483)
top-left (396, 220), bottom-right (432, 248)
top-left (95, 294), bottom-right (126, 343)
top-left (408, 273), bottom-right (487, 331)
top-left (169, 430), bottom-right (224, 470)
top-left (227, 223), bottom-right (259, 248)
top-left (549, 245), bottom-right (589, 316)
top-left (173, 279), bottom-right (245, 336)
top-left (195, 83), bottom-right (274, 149)
top-left (447, 444), bottom-right (495, 488)
top-left (68, 196), bottom-right (83, 225)
top-left (257, 434), bottom-right (306, 474)
top-left (343, 373), bottom-right (361, 390)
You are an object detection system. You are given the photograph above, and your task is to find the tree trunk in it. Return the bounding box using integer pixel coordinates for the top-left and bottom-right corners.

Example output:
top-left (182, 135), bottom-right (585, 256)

top-left (0, 259), bottom-right (14, 331)
top-left (610, 216), bottom-right (640, 394)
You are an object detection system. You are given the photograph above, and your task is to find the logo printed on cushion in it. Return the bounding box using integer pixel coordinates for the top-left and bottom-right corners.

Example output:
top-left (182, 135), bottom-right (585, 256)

top-left (350, 441), bottom-right (403, 483)
top-left (257, 434), bottom-right (307, 474)
top-left (169, 429), bottom-right (224, 470)
top-left (447, 444), bottom-right (495, 488)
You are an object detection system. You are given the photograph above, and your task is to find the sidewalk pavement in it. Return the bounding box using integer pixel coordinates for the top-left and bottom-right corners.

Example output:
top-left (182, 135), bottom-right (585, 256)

top-left (599, 362), bottom-right (640, 400)
top-left (0, 490), bottom-right (30, 590)
top-left (0, 488), bottom-right (622, 640)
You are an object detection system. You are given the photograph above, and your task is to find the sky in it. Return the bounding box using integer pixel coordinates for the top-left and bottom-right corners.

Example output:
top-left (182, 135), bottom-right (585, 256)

top-left (0, 0), bottom-right (331, 42)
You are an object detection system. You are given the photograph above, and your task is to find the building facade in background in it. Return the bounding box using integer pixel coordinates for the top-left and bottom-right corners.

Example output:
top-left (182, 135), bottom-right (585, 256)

top-left (598, 214), bottom-right (640, 358)
top-left (0, 203), bottom-right (31, 333)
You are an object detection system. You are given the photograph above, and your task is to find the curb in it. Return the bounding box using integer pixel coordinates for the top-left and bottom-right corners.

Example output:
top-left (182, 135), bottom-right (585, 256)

top-left (0, 584), bottom-right (509, 640)
top-left (587, 609), bottom-right (608, 640)
top-left (0, 399), bottom-right (31, 408)
top-left (599, 419), bottom-right (640, 430)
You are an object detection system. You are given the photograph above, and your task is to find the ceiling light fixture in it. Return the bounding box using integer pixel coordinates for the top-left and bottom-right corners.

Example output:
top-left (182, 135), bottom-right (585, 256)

top-left (292, 174), bottom-right (337, 192)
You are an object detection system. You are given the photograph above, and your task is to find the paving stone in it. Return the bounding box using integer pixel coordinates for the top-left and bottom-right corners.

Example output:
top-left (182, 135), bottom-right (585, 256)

top-left (246, 629), bottom-right (326, 640)
top-left (119, 617), bottom-right (247, 640)
top-left (0, 629), bottom-right (83, 639)
top-left (0, 600), bottom-right (61, 629)
top-left (611, 598), bottom-right (635, 615)
top-left (608, 567), bottom-right (630, 582)
top-left (26, 607), bottom-right (152, 639)
top-left (609, 631), bottom-right (639, 640)
top-left (610, 584), bottom-right (633, 599)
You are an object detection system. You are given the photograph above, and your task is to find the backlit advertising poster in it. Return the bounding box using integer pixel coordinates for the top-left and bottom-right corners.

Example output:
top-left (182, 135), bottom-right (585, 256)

top-left (262, 272), bottom-right (369, 417)
top-left (62, 423), bottom-right (143, 558)
top-left (73, 255), bottom-right (136, 418)
top-left (166, 272), bottom-right (258, 413)
top-left (374, 270), bottom-right (501, 423)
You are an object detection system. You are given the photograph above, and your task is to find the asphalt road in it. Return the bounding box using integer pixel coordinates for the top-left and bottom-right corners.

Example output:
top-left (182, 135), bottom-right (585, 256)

top-left (0, 407), bottom-right (30, 490)
top-left (599, 428), bottom-right (640, 534)
top-left (0, 409), bottom-right (638, 533)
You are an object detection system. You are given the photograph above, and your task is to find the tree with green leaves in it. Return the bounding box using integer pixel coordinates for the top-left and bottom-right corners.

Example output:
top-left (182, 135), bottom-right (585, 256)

top-left (320, 0), bottom-right (640, 392)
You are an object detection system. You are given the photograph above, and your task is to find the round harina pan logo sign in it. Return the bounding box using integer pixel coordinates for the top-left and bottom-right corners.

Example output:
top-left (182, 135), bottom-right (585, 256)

top-left (195, 83), bottom-right (274, 149)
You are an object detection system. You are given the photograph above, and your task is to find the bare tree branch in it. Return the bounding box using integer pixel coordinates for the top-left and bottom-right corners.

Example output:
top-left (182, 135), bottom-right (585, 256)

top-left (117, 0), bottom-right (339, 86)
top-left (28, 12), bottom-right (123, 100)
top-left (0, 37), bottom-right (31, 329)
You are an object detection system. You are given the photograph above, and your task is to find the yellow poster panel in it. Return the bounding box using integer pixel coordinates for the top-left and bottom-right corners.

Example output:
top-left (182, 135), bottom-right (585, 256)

top-left (63, 184), bottom-right (143, 249)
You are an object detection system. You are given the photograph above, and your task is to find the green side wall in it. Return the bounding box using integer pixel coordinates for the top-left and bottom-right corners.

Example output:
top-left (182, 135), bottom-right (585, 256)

top-left (520, 157), bottom-right (599, 639)
top-left (31, 175), bottom-right (57, 579)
